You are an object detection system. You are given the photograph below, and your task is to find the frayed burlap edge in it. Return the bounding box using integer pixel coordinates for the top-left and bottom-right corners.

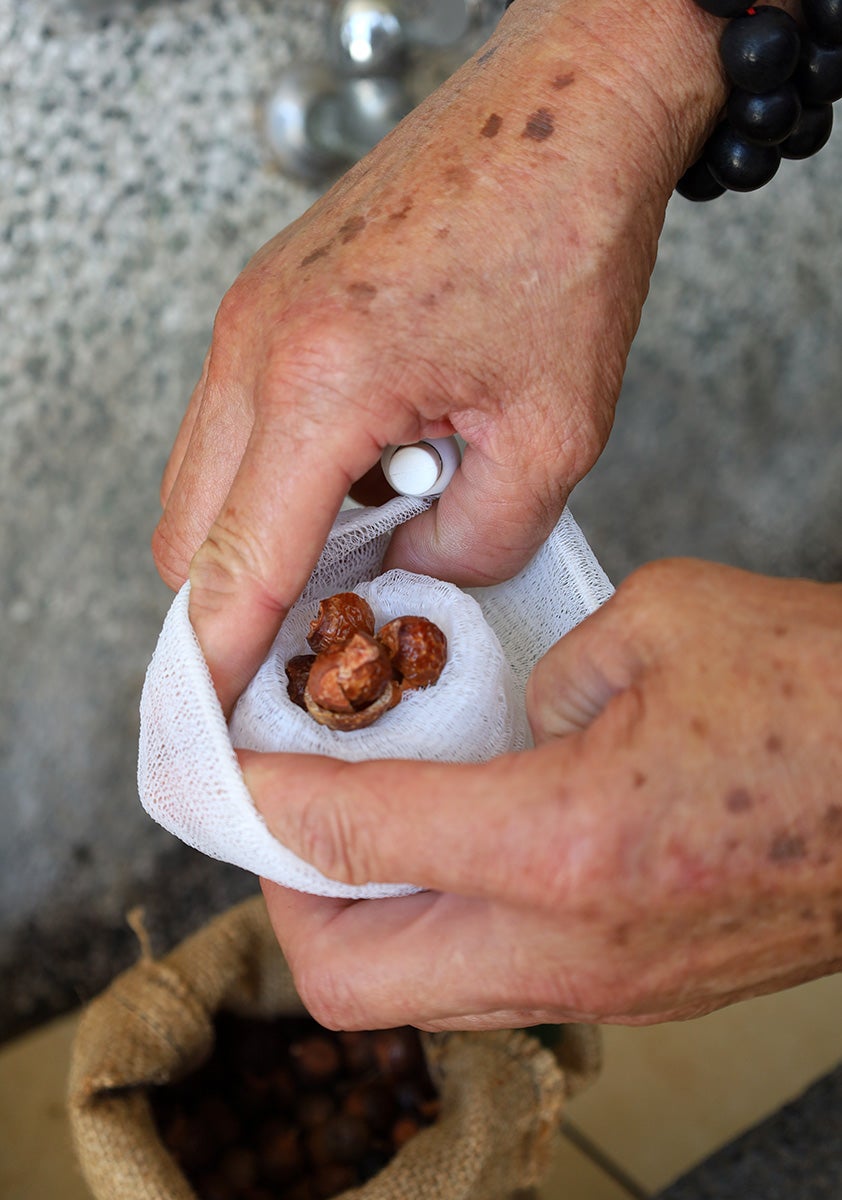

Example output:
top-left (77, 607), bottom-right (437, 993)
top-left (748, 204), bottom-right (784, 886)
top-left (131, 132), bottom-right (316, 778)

top-left (68, 895), bottom-right (601, 1200)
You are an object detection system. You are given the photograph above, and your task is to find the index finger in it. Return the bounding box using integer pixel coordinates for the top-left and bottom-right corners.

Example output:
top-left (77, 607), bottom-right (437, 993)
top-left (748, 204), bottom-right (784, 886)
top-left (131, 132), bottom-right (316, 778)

top-left (188, 411), bottom-right (377, 713)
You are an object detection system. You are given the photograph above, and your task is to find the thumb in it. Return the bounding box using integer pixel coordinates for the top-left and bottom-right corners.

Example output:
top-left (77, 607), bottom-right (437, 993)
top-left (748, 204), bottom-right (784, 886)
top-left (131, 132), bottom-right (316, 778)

top-left (526, 591), bottom-right (644, 742)
top-left (240, 747), bottom-right (574, 905)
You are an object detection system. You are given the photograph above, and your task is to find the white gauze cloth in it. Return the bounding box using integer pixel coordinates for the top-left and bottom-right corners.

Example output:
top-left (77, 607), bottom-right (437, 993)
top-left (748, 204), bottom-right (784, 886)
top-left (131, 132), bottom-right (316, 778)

top-left (138, 497), bottom-right (613, 899)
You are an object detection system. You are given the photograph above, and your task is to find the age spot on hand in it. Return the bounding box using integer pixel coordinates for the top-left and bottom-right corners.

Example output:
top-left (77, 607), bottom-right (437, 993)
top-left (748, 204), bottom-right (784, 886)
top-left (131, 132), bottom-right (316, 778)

top-left (632, 770), bottom-right (647, 789)
top-left (769, 832), bottom-right (807, 862)
top-left (346, 281), bottom-right (378, 308)
top-left (299, 242), bottom-right (333, 269)
top-left (611, 922), bottom-right (631, 947)
top-left (690, 716), bottom-right (709, 738)
top-left (481, 113), bottom-right (503, 139)
top-left (724, 788), bottom-right (753, 813)
top-left (824, 805), bottom-right (842, 837)
top-left (765, 733), bottom-right (784, 754)
top-left (339, 215), bottom-right (367, 243)
top-left (523, 108), bottom-right (555, 140)
top-left (552, 71), bottom-right (575, 90)
top-left (389, 199), bottom-right (413, 221)
top-left (443, 163), bottom-right (474, 191)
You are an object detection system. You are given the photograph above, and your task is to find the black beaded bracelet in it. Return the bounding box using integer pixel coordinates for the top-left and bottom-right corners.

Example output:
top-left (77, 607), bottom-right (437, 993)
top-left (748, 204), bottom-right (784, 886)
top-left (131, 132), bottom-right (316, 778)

top-left (679, 0), bottom-right (842, 199)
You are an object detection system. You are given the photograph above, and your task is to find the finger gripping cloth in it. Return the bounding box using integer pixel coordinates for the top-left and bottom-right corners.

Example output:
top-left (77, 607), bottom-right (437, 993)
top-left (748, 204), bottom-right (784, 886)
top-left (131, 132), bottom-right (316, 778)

top-left (138, 498), bottom-right (612, 898)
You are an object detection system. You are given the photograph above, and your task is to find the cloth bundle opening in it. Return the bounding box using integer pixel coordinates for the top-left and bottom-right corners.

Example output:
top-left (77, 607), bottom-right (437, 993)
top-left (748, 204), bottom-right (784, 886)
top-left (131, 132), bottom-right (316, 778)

top-left (138, 498), bottom-right (612, 898)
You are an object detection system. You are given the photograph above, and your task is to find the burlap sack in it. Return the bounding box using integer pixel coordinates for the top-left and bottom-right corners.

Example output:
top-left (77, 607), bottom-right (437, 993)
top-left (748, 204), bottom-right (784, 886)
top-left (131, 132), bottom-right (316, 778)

top-left (68, 896), bottom-right (601, 1200)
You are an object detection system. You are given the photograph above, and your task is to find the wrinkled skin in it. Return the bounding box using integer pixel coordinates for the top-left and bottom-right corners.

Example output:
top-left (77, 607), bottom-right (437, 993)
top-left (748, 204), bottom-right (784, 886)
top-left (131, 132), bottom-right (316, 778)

top-left (249, 563), bottom-right (842, 1031)
top-left (151, 0), bottom-right (839, 1030)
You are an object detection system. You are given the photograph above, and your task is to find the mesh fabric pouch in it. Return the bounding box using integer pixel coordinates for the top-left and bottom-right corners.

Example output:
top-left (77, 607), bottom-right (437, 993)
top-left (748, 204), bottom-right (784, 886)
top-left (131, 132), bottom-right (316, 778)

top-left (138, 498), bottom-right (612, 898)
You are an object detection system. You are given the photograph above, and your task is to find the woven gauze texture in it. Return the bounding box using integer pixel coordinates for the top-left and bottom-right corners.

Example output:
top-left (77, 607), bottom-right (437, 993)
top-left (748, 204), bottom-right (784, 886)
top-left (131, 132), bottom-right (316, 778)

top-left (138, 498), bottom-right (612, 898)
top-left (68, 896), bottom-right (602, 1200)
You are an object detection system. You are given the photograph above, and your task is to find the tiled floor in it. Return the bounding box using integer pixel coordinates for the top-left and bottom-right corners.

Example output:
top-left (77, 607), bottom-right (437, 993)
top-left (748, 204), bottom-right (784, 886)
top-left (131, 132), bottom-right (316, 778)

top-left (2, 973), bottom-right (841, 1200)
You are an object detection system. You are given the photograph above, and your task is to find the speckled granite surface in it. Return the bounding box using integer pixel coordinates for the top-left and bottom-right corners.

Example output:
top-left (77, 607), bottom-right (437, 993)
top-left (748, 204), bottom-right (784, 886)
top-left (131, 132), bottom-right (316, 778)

top-left (2, 0), bottom-right (331, 1038)
top-left (656, 1064), bottom-right (842, 1199)
top-left (2, 0), bottom-right (841, 1043)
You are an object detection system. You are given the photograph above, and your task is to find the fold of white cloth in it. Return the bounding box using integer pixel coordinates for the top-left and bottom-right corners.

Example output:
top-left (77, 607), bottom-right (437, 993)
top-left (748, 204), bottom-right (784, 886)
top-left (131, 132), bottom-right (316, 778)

top-left (138, 498), bottom-right (612, 898)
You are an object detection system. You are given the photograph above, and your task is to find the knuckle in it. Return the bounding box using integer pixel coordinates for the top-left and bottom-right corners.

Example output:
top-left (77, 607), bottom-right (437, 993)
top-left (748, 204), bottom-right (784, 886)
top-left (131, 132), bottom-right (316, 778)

top-left (524, 663), bottom-right (554, 737)
top-left (618, 558), bottom-right (695, 604)
top-left (612, 558), bottom-right (704, 648)
top-left (151, 515), bottom-right (195, 590)
top-left (525, 649), bottom-right (557, 713)
top-left (565, 405), bottom-right (614, 483)
top-left (188, 516), bottom-right (270, 613)
top-left (292, 960), bottom-right (365, 1031)
top-left (213, 280), bottom-right (253, 342)
top-left (294, 789), bottom-right (375, 888)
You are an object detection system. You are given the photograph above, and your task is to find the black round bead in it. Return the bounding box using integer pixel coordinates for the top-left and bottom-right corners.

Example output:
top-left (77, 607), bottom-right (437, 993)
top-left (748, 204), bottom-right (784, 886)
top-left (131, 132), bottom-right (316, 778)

top-left (705, 121), bottom-right (782, 189)
top-left (720, 7), bottom-right (802, 92)
top-left (794, 37), bottom-right (842, 103)
top-left (676, 158), bottom-right (727, 201)
top-left (692, 0), bottom-right (753, 15)
top-left (780, 102), bottom-right (834, 157)
top-left (727, 82), bottom-right (801, 143)
top-left (801, 0), bottom-right (842, 46)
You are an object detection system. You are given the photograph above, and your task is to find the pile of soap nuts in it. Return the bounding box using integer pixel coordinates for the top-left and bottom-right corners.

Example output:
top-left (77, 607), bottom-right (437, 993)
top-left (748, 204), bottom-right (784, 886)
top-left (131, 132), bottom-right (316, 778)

top-left (150, 1014), bottom-right (440, 1200)
top-left (286, 592), bottom-right (447, 731)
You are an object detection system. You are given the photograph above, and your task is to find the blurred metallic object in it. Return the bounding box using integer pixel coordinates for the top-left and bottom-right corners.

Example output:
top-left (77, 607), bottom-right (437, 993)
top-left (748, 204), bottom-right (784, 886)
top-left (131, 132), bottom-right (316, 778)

top-left (328, 0), bottom-right (407, 75)
top-left (401, 0), bottom-right (501, 46)
top-left (309, 76), bottom-right (415, 162)
top-left (265, 67), bottom-right (413, 179)
top-left (265, 0), bottom-right (508, 182)
top-left (264, 64), bottom-right (348, 182)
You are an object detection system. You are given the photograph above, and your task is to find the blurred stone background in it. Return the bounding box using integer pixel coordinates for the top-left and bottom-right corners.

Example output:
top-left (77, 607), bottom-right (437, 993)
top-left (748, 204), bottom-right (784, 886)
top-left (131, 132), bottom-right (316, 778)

top-left (1, 0), bottom-right (840, 1043)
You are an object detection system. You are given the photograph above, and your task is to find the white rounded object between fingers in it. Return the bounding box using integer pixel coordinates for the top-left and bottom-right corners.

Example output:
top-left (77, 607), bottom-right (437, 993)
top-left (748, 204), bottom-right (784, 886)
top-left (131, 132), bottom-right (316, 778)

top-left (384, 444), bottom-right (442, 496)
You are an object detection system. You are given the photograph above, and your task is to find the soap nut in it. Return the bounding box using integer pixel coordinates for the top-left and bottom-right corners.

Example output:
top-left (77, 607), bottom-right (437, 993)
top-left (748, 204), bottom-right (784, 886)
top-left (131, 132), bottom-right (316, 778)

top-left (307, 592), bottom-right (375, 654)
top-left (305, 633), bottom-right (395, 731)
top-left (378, 616), bottom-right (447, 691)
top-left (285, 654), bottom-right (316, 711)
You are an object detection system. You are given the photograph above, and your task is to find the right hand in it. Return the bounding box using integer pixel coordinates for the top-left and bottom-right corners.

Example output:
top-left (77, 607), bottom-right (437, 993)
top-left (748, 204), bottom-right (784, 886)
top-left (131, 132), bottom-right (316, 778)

top-left (152, 0), bottom-right (725, 713)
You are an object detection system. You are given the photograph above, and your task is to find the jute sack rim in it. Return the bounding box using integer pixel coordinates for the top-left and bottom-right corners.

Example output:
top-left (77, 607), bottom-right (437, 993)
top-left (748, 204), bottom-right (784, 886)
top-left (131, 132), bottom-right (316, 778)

top-left (68, 895), bottom-right (601, 1200)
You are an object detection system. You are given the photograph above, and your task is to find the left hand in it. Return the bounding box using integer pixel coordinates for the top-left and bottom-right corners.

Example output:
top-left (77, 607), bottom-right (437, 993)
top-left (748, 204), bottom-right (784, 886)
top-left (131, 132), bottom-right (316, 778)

top-left (245, 559), bottom-right (842, 1031)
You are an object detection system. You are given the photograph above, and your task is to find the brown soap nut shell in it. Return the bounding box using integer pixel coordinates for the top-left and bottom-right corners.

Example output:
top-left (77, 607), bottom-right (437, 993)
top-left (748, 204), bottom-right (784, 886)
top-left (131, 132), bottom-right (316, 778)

top-left (337, 1030), bottom-right (376, 1075)
top-left (306, 1114), bottom-right (369, 1167)
top-left (285, 654), bottom-right (316, 711)
top-left (257, 1123), bottom-right (303, 1183)
top-left (305, 680), bottom-right (395, 731)
top-left (307, 592), bottom-right (375, 654)
top-left (305, 634), bottom-right (395, 731)
top-left (372, 1028), bottom-right (425, 1082)
top-left (391, 1115), bottom-right (422, 1150)
top-left (289, 1034), bottom-right (341, 1086)
top-left (378, 616), bottom-right (447, 690)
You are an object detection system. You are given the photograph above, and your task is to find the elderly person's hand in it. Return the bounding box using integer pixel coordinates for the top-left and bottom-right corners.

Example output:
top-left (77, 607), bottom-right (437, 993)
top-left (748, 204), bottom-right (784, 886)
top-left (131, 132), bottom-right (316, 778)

top-left (246, 562), bottom-right (842, 1030)
top-left (152, 0), bottom-right (727, 714)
